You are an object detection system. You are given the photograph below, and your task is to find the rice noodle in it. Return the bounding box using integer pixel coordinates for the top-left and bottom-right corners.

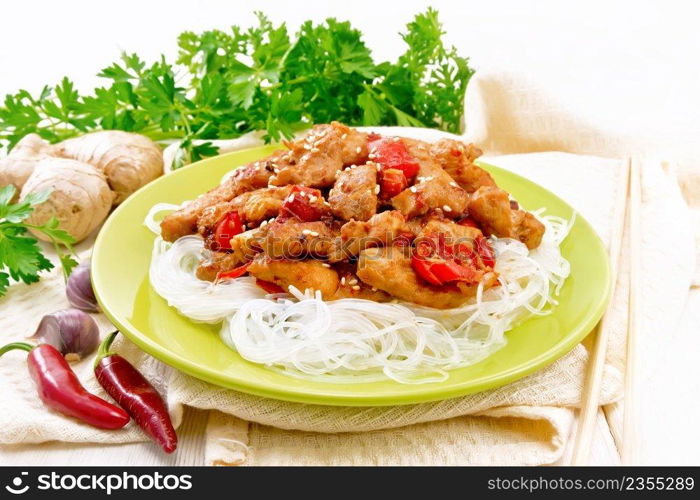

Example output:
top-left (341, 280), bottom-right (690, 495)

top-left (145, 207), bottom-right (573, 384)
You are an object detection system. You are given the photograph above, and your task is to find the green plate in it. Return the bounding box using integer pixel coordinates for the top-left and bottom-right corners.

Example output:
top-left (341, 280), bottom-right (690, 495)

top-left (92, 146), bottom-right (610, 406)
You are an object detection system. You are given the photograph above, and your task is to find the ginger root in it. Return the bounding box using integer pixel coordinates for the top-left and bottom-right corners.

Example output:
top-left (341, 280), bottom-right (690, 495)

top-left (52, 131), bottom-right (163, 204)
top-left (0, 134), bottom-right (52, 198)
top-left (0, 130), bottom-right (163, 242)
top-left (20, 158), bottom-right (114, 243)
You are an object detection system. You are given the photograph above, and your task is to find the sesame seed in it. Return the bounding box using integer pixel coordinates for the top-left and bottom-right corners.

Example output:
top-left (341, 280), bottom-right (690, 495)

top-left (374, 185), bottom-right (380, 194)
top-left (299, 190), bottom-right (307, 198)
top-left (311, 148), bottom-right (320, 153)
top-left (304, 144), bottom-right (312, 151)
top-left (309, 195), bottom-right (318, 202)
top-left (410, 186), bottom-right (418, 193)
top-left (321, 263), bottom-right (331, 268)
top-left (368, 153), bottom-right (376, 159)
top-left (356, 146), bottom-right (361, 154)
top-left (349, 278), bottom-right (358, 285)
top-left (443, 205), bottom-right (453, 212)
top-left (449, 181), bottom-right (458, 187)
top-left (260, 220), bottom-right (268, 227)
top-left (242, 224), bottom-right (247, 230)
top-left (302, 229), bottom-right (311, 235)
top-left (341, 133), bottom-right (347, 140)
top-left (341, 277), bottom-right (346, 285)
top-left (371, 287), bottom-right (377, 292)
top-left (288, 194), bottom-right (295, 202)
top-left (352, 285), bottom-right (361, 291)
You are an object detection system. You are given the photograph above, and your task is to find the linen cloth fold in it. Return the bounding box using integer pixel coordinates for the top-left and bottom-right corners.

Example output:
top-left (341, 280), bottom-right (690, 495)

top-left (0, 69), bottom-right (695, 465)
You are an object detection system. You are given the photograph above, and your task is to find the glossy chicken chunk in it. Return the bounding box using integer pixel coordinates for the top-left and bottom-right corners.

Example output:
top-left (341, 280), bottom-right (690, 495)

top-left (468, 186), bottom-right (545, 249)
top-left (356, 247), bottom-right (498, 309)
top-left (269, 122), bottom-right (369, 188)
top-left (259, 218), bottom-right (338, 259)
top-left (390, 139), bottom-right (469, 219)
top-left (248, 256), bottom-right (340, 298)
top-left (160, 158), bottom-right (275, 242)
top-left (195, 229), bottom-right (262, 280)
top-left (416, 217), bottom-right (483, 244)
top-left (430, 139), bottom-right (495, 193)
top-left (197, 186), bottom-right (293, 238)
top-left (328, 210), bottom-right (410, 262)
top-left (328, 164), bottom-right (378, 221)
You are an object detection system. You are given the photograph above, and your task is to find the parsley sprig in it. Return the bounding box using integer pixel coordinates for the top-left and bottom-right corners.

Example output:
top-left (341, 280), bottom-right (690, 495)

top-left (0, 8), bottom-right (473, 167)
top-left (0, 186), bottom-right (77, 296)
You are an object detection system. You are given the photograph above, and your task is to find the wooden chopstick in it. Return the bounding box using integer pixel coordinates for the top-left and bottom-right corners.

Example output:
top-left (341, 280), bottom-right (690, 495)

top-left (570, 157), bottom-right (631, 465)
top-left (621, 159), bottom-right (642, 464)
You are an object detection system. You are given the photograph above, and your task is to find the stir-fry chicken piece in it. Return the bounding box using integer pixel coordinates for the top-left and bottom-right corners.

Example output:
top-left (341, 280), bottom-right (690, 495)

top-left (416, 217), bottom-right (484, 246)
top-left (429, 139), bottom-right (495, 193)
top-left (160, 157), bottom-right (276, 241)
top-left (390, 139), bottom-right (469, 219)
top-left (259, 218), bottom-right (338, 259)
top-left (332, 262), bottom-right (392, 301)
top-left (196, 186), bottom-right (293, 247)
top-left (328, 164), bottom-right (378, 221)
top-left (269, 122), bottom-right (369, 188)
top-left (248, 256), bottom-right (340, 298)
top-left (195, 229), bottom-right (262, 281)
top-left (357, 247), bottom-right (498, 309)
top-left (328, 210), bottom-right (410, 262)
top-left (468, 186), bottom-right (545, 249)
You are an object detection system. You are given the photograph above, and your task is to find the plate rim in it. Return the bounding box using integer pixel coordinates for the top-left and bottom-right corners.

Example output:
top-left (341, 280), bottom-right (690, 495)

top-left (92, 146), bottom-right (611, 406)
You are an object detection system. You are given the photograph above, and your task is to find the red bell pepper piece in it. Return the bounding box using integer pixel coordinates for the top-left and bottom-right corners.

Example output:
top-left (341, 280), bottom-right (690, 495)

top-left (379, 168), bottom-right (408, 198)
top-left (475, 235), bottom-right (496, 268)
top-left (216, 261), bottom-right (252, 280)
top-left (369, 138), bottom-right (420, 179)
top-left (256, 279), bottom-right (285, 294)
top-left (279, 186), bottom-right (325, 222)
top-left (410, 257), bottom-right (444, 286)
top-left (214, 211), bottom-right (244, 250)
top-left (457, 217), bottom-right (479, 228)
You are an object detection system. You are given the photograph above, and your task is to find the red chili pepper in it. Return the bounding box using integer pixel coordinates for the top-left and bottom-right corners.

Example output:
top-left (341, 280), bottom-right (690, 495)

top-left (0, 342), bottom-right (129, 429)
top-left (94, 332), bottom-right (177, 453)
top-left (216, 261), bottom-right (252, 280)
top-left (256, 279), bottom-right (285, 294)
top-left (379, 168), bottom-right (408, 198)
top-left (279, 186), bottom-right (325, 222)
top-left (214, 211), bottom-right (244, 250)
top-left (369, 138), bottom-right (420, 179)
